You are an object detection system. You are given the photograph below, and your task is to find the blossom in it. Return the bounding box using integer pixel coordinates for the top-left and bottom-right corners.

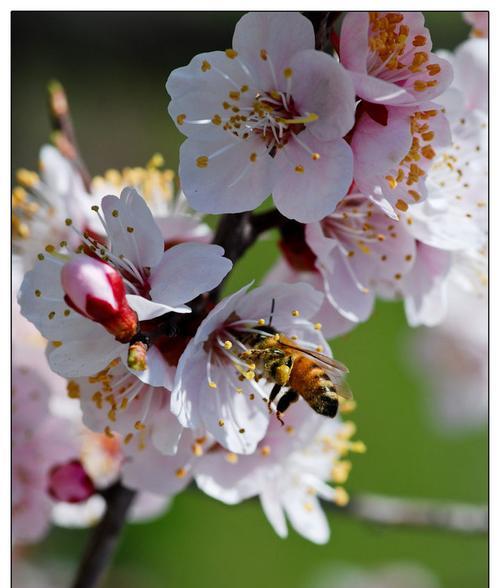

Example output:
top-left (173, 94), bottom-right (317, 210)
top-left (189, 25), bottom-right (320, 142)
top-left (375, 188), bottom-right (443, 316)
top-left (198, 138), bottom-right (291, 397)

top-left (340, 12), bottom-right (452, 107)
top-left (463, 12), bottom-right (488, 38)
top-left (195, 401), bottom-right (364, 544)
top-left (18, 187), bottom-right (232, 389)
top-left (172, 282), bottom-right (335, 454)
top-left (12, 147), bottom-right (211, 271)
top-left (167, 11), bottom-right (356, 222)
top-left (305, 193), bottom-right (417, 325)
top-left (409, 285), bottom-right (487, 432)
top-left (352, 103), bottom-right (451, 216)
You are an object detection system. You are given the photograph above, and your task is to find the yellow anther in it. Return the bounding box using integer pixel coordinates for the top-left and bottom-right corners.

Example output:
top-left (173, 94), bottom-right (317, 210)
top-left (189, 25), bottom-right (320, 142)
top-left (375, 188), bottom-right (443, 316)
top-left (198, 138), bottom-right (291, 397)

top-left (285, 425), bottom-right (295, 435)
top-left (65, 218), bottom-right (72, 226)
top-left (218, 419), bottom-right (225, 427)
top-left (244, 370), bottom-right (255, 380)
top-left (120, 398), bottom-right (128, 410)
top-left (176, 114), bottom-right (186, 125)
top-left (260, 49), bottom-right (268, 60)
top-left (225, 452), bottom-right (238, 463)
top-left (283, 67), bottom-right (293, 78)
top-left (311, 152), bottom-right (321, 160)
top-left (134, 420), bottom-right (146, 431)
top-left (175, 467), bottom-right (187, 478)
top-left (385, 175), bottom-right (398, 189)
top-left (339, 399), bottom-right (357, 414)
top-left (223, 340), bottom-right (232, 350)
top-left (334, 487), bottom-right (350, 507)
top-left (291, 310), bottom-right (300, 317)
top-left (257, 318), bottom-right (266, 325)
top-left (260, 445), bottom-right (271, 457)
top-left (16, 169), bottom-right (39, 187)
top-left (228, 91), bottom-right (240, 101)
top-left (314, 323), bottom-right (322, 330)
top-left (111, 209), bottom-right (119, 217)
top-left (196, 156), bottom-right (209, 169)
top-left (192, 443), bottom-right (204, 457)
top-left (51, 341), bottom-right (63, 348)
top-left (225, 48), bottom-right (238, 59)
top-left (280, 112), bottom-right (319, 125)
top-left (414, 80), bottom-right (427, 92)
top-left (208, 381), bottom-right (218, 389)
top-left (66, 381), bottom-right (80, 399)
top-left (211, 114), bottom-right (222, 125)
top-left (201, 60), bottom-right (211, 72)
top-left (351, 441), bottom-right (367, 453)
top-left (295, 165), bottom-right (304, 173)
top-left (316, 346), bottom-right (324, 353)
top-left (396, 199), bottom-right (408, 211)
top-left (126, 226), bottom-right (134, 233)
top-left (104, 426), bottom-right (115, 438)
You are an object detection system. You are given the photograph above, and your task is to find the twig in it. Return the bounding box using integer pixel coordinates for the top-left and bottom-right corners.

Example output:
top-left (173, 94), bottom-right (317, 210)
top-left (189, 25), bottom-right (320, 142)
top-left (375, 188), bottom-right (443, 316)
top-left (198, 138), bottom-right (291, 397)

top-left (331, 493), bottom-right (488, 535)
top-left (303, 11), bottom-right (342, 51)
top-left (47, 80), bottom-right (92, 192)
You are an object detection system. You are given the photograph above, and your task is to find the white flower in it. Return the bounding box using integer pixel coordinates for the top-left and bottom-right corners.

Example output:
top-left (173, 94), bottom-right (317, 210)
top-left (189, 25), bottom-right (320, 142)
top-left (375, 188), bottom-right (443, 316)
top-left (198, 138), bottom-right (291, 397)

top-left (172, 282), bottom-right (333, 454)
top-left (18, 187), bottom-right (232, 387)
top-left (195, 401), bottom-right (364, 544)
top-left (167, 11), bottom-right (356, 222)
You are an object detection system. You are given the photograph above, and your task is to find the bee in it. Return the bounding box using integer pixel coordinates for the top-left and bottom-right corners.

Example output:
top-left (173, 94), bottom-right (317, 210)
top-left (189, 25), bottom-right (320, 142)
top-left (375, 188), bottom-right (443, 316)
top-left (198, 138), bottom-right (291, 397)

top-left (236, 301), bottom-right (352, 423)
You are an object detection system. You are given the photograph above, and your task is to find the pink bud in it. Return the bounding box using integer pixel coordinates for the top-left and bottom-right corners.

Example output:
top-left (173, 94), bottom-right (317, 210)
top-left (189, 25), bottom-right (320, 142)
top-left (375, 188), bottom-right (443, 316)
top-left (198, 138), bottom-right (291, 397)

top-left (47, 460), bottom-right (95, 504)
top-left (61, 256), bottom-right (138, 343)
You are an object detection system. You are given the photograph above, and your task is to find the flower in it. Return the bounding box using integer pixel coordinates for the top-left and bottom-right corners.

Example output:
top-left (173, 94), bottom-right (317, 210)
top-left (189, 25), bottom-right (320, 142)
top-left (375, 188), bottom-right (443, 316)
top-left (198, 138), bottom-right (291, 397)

top-left (340, 12), bottom-right (452, 107)
top-left (167, 11), bottom-right (356, 222)
top-left (172, 282), bottom-right (335, 454)
top-left (351, 104), bottom-right (451, 216)
top-left (18, 187), bottom-right (232, 388)
top-left (463, 12), bottom-right (488, 38)
top-left (12, 147), bottom-right (211, 271)
top-left (305, 193), bottom-right (417, 325)
top-left (195, 401), bottom-right (365, 544)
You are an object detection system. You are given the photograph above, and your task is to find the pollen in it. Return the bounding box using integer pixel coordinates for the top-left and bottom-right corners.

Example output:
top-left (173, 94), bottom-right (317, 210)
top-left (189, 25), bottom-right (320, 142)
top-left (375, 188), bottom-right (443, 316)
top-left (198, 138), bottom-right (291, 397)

top-left (334, 487), bottom-right (350, 507)
top-left (228, 91), bottom-right (240, 101)
top-left (223, 340), bottom-right (232, 350)
top-left (208, 381), bottom-right (217, 389)
top-left (201, 60), bottom-right (211, 72)
top-left (314, 323), bottom-right (322, 331)
top-left (249, 152), bottom-right (257, 163)
top-left (66, 381), bottom-right (80, 399)
top-left (311, 152), bottom-right (321, 160)
top-left (291, 310), bottom-right (300, 317)
top-left (395, 199), bottom-right (408, 211)
top-left (257, 318), bottom-right (266, 325)
top-left (316, 346), bottom-right (324, 353)
top-left (192, 443), bottom-right (204, 457)
top-left (218, 419), bottom-right (225, 427)
top-left (196, 156), bottom-right (209, 169)
top-left (260, 49), bottom-right (268, 61)
top-left (413, 80), bottom-right (427, 92)
top-left (175, 467), bottom-right (187, 478)
top-left (283, 67), bottom-right (293, 79)
top-left (260, 445), bottom-right (271, 457)
top-left (225, 452), bottom-right (238, 463)
top-left (244, 370), bottom-right (255, 380)
top-left (211, 114), bottom-right (222, 125)
top-left (225, 48), bottom-right (238, 59)
top-left (134, 420), bottom-right (146, 431)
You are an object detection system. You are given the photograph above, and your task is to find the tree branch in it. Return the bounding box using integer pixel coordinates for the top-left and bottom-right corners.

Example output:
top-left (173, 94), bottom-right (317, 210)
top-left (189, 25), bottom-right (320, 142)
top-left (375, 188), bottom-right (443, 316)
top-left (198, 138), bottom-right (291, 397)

top-left (331, 493), bottom-right (488, 535)
top-left (71, 482), bottom-right (137, 588)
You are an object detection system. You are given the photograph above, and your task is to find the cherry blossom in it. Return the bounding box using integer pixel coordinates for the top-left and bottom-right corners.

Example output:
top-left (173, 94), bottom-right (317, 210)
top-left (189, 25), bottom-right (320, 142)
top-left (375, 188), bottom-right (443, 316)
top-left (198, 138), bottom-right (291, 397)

top-left (18, 187), bottom-right (232, 388)
top-left (172, 282), bottom-right (339, 454)
top-left (340, 12), bottom-right (452, 107)
top-left (195, 401), bottom-right (364, 543)
top-left (463, 12), bottom-right (488, 38)
top-left (167, 11), bottom-right (356, 222)
top-left (352, 103), bottom-right (451, 216)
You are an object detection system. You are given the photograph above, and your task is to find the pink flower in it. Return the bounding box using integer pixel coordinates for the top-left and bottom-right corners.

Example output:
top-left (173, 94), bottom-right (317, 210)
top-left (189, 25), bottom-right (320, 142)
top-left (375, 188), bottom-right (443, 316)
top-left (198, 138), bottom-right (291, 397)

top-left (352, 104), bottom-right (451, 216)
top-left (340, 12), bottom-right (452, 107)
top-left (305, 193), bottom-right (417, 325)
top-left (172, 282), bottom-right (336, 454)
top-left (18, 188), bottom-right (232, 389)
top-left (167, 11), bottom-right (356, 222)
top-left (195, 401), bottom-right (364, 544)
top-left (463, 12), bottom-right (488, 38)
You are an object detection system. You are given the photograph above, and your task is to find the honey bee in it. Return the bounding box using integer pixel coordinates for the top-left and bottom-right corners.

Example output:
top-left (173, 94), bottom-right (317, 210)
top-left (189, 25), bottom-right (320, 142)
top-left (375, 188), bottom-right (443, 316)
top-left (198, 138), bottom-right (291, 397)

top-left (236, 302), bottom-right (352, 423)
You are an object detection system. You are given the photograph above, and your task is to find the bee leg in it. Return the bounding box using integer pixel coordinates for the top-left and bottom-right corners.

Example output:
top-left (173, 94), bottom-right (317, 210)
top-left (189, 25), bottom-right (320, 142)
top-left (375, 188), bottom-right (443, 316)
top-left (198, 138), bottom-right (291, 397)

top-left (275, 389), bottom-right (299, 426)
top-left (267, 384), bottom-right (282, 414)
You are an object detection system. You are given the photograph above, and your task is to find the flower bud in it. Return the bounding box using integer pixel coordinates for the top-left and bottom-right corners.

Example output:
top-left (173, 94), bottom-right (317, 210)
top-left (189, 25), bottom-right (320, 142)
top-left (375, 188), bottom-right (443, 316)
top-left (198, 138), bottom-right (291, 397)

top-left (61, 256), bottom-right (138, 343)
top-left (47, 459), bottom-right (95, 504)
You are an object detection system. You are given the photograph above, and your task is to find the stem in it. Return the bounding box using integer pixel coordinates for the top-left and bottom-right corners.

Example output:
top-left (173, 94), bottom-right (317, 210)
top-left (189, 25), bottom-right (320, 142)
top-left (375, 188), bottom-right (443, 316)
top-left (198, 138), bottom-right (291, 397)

top-left (47, 80), bottom-right (92, 192)
top-left (332, 493), bottom-right (488, 534)
top-left (71, 482), bottom-right (137, 588)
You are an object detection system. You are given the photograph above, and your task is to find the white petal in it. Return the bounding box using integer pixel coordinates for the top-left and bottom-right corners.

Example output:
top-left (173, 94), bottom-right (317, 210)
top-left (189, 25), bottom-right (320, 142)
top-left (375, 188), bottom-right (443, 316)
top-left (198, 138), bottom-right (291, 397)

top-left (260, 485), bottom-right (288, 538)
top-left (126, 295), bottom-right (190, 321)
top-left (149, 242), bottom-right (232, 308)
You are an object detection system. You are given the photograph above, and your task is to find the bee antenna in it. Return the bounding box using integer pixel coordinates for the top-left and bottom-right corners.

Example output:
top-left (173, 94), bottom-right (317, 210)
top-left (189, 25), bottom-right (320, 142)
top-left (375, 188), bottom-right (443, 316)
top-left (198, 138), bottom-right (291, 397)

top-left (269, 298), bottom-right (276, 327)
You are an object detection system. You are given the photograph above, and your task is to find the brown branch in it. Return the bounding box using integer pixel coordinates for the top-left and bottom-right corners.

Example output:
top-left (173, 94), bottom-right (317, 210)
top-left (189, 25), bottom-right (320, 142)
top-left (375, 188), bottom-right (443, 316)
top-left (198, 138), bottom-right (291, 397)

top-left (303, 12), bottom-right (342, 51)
top-left (71, 482), bottom-right (137, 588)
top-left (47, 80), bottom-right (93, 192)
top-left (331, 493), bottom-right (488, 535)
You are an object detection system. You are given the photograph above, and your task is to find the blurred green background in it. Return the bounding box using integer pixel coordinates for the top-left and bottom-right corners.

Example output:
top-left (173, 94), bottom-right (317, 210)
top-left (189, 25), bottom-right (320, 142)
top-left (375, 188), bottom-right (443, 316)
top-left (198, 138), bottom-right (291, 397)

top-left (12, 11), bottom-right (486, 588)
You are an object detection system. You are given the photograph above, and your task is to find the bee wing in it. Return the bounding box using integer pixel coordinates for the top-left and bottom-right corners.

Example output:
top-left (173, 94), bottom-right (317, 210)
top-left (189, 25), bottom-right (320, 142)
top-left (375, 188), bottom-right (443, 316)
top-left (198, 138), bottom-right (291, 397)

top-left (279, 337), bottom-right (349, 373)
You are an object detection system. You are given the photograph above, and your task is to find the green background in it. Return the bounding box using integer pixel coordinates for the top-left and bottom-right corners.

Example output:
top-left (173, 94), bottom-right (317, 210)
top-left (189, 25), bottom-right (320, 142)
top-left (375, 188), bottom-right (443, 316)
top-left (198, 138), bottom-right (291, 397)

top-left (12, 12), bottom-right (486, 588)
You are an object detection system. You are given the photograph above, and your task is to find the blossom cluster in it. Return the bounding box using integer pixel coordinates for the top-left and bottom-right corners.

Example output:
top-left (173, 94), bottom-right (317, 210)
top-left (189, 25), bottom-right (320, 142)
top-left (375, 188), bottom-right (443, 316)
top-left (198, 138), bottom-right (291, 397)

top-left (12, 10), bottom-right (487, 549)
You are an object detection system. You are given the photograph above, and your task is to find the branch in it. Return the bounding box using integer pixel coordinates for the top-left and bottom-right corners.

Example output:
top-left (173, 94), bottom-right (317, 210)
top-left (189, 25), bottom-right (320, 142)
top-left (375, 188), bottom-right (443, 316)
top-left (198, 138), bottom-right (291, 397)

top-left (332, 493), bottom-right (488, 534)
top-left (303, 11), bottom-right (342, 51)
top-left (71, 482), bottom-right (137, 588)
top-left (47, 80), bottom-right (93, 192)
